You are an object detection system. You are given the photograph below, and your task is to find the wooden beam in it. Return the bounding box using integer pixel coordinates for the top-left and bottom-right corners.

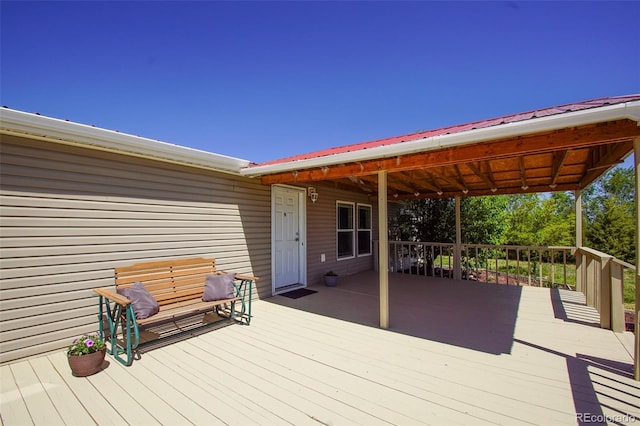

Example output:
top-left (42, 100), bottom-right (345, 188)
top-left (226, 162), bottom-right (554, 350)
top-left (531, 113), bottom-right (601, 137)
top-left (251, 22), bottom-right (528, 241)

top-left (370, 182), bottom-right (579, 201)
top-left (406, 170), bottom-right (443, 194)
top-left (386, 176), bottom-right (421, 195)
top-left (453, 164), bottom-right (469, 193)
top-left (549, 150), bottom-right (568, 189)
top-left (579, 140), bottom-right (634, 188)
top-left (518, 156), bottom-right (529, 190)
top-left (467, 162), bottom-right (497, 192)
top-left (259, 120), bottom-right (640, 185)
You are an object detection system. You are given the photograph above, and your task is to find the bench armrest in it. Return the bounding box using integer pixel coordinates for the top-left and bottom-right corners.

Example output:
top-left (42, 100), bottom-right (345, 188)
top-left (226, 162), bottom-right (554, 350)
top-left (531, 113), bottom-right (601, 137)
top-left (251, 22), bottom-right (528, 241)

top-left (94, 288), bottom-right (131, 306)
top-left (235, 273), bottom-right (258, 282)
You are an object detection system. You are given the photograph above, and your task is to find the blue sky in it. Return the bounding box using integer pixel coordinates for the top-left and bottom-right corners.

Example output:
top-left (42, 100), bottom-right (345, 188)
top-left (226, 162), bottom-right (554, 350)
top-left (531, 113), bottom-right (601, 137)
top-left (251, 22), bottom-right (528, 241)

top-left (2, 1), bottom-right (639, 164)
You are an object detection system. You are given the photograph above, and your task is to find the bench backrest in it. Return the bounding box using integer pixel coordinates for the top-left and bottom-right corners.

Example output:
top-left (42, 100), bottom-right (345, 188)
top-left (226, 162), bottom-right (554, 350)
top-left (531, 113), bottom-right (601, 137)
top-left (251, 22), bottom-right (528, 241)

top-left (115, 257), bottom-right (220, 307)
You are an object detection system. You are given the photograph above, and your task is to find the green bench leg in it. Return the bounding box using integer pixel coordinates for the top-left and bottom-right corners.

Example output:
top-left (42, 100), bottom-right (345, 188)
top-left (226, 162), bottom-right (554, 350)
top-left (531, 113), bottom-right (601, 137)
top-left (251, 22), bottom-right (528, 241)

top-left (233, 279), bottom-right (253, 325)
top-left (97, 296), bottom-right (139, 366)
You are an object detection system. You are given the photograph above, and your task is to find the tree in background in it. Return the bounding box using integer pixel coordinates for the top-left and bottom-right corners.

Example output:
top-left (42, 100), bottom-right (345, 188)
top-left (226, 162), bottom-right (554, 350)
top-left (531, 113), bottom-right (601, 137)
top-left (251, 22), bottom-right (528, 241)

top-left (391, 198), bottom-right (454, 242)
top-left (461, 196), bottom-right (509, 245)
top-left (584, 167), bottom-right (635, 263)
top-left (505, 192), bottom-right (575, 247)
top-left (391, 196), bottom-right (508, 244)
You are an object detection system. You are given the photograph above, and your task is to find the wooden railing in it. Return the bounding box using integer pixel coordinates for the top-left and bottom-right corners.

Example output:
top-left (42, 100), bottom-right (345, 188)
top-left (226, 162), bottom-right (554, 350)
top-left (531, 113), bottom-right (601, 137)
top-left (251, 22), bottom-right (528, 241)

top-left (386, 241), bottom-right (635, 333)
top-left (388, 241), bottom-right (575, 288)
top-left (576, 247), bottom-right (636, 332)
top-left (461, 244), bottom-right (575, 288)
top-left (388, 241), bottom-right (455, 278)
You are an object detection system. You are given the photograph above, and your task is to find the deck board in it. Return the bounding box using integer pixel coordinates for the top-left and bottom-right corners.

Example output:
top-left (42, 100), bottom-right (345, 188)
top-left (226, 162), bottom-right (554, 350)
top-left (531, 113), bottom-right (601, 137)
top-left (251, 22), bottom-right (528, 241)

top-left (212, 331), bottom-right (402, 425)
top-left (47, 352), bottom-right (129, 425)
top-left (0, 364), bottom-right (33, 426)
top-left (157, 344), bottom-right (296, 425)
top-left (246, 301), bottom-right (574, 425)
top-left (9, 359), bottom-right (64, 425)
top-left (29, 355), bottom-right (97, 425)
top-left (1, 271), bottom-right (638, 425)
top-left (209, 331), bottom-right (415, 425)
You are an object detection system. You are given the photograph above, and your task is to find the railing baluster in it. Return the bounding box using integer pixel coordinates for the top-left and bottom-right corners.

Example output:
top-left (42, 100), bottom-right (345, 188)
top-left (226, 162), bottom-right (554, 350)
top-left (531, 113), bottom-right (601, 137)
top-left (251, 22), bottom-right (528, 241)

top-left (528, 248), bottom-right (532, 286)
top-left (539, 249), bottom-right (543, 288)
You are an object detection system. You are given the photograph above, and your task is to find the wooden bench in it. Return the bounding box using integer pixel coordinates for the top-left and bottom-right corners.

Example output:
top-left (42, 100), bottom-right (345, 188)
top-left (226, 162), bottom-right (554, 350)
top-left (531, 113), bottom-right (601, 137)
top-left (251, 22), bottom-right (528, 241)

top-left (93, 257), bottom-right (257, 366)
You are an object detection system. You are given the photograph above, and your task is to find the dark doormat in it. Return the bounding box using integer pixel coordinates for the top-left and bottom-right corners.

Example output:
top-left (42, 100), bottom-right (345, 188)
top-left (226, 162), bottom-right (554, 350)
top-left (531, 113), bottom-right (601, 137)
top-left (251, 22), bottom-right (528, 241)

top-left (280, 288), bottom-right (318, 299)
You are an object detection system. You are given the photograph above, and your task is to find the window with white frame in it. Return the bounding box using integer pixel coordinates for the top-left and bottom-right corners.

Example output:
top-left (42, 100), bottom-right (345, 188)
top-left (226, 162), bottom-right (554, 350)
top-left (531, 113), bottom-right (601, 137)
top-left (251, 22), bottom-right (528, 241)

top-left (357, 204), bottom-right (372, 256)
top-left (337, 202), bottom-right (354, 259)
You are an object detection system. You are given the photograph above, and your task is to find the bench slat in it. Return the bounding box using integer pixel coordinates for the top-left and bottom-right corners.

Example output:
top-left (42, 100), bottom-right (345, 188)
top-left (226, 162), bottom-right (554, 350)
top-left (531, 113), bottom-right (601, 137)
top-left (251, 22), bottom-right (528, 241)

top-left (114, 257), bottom-right (215, 273)
top-left (136, 297), bottom-right (241, 326)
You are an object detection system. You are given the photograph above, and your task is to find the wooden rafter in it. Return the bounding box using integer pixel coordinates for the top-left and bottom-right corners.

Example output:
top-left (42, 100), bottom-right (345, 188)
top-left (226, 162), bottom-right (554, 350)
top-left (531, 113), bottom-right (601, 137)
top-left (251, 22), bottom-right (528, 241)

top-left (453, 164), bottom-right (469, 193)
top-left (467, 161), bottom-right (497, 192)
top-left (518, 156), bottom-right (529, 190)
top-left (549, 150), bottom-right (568, 189)
top-left (387, 174), bottom-right (421, 195)
top-left (579, 141), bottom-right (633, 188)
top-left (416, 170), bottom-right (444, 194)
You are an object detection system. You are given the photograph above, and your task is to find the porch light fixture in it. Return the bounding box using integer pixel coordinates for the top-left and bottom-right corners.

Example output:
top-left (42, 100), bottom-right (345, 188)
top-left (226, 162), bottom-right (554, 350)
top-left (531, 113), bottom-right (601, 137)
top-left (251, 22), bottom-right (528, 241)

top-left (308, 187), bottom-right (319, 203)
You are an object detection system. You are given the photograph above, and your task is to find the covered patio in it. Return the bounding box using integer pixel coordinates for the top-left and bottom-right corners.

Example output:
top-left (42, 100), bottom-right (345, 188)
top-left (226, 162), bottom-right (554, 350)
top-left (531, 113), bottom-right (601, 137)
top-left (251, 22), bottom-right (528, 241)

top-left (2, 271), bottom-right (637, 425)
top-left (243, 94), bottom-right (640, 379)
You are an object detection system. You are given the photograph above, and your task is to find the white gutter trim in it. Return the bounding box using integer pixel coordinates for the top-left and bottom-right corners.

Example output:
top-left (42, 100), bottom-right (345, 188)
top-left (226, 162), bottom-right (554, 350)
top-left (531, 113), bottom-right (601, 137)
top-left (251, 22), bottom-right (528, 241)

top-left (0, 108), bottom-right (251, 173)
top-left (241, 100), bottom-right (640, 177)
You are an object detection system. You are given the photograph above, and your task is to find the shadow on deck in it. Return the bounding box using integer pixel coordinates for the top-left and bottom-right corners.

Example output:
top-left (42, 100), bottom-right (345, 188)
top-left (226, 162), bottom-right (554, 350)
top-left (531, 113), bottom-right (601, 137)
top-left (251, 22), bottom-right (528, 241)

top-left (268, 270), bottom-right (522, 355)
top-left (267, 270), bottom-right (639, 423)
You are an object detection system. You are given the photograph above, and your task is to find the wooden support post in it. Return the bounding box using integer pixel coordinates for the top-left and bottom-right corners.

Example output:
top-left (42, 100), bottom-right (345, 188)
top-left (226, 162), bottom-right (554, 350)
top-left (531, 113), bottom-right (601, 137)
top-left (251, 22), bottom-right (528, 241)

top-left (378, 170), bottom-right (389, 329)
top-left (599, 257), bottom-right (612, 330)
top-left (575, 190), bottom-right (583, 293)
top-left (610, 262), bottom-right (625, 333)
top-left (586, 256), bottom-right (595, 307)
top-left (454, 196), bottom-right (462, 280)
top-left (634, 137), bottom-right (640, 381)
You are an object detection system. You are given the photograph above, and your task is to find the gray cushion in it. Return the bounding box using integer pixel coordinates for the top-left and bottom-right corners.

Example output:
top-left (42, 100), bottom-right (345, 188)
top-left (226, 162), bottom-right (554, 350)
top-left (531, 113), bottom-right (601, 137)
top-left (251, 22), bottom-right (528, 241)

top-left (117, 281), bottom-right (160, 319)
top-left (202, 273), bottom-right (236, 301)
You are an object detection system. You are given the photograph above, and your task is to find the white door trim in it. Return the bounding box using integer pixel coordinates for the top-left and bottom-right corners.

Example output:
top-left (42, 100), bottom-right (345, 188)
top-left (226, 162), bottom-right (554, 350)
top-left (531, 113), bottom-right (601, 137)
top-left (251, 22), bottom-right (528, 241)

top-left (272, 185), bottom-right (307, 295)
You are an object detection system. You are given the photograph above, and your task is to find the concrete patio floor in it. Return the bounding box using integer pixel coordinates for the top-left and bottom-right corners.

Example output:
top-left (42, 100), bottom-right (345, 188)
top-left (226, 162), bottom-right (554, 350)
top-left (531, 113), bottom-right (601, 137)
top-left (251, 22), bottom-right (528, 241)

top-left (1, 271), bottom-right (638, 425)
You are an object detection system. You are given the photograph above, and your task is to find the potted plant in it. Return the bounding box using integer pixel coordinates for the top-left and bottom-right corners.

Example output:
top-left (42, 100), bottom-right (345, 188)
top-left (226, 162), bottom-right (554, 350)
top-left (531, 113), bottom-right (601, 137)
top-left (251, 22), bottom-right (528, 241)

top-left (324, 271), bottom-right (338, 287)
top-left (67, 333), bottom-right (107, 377)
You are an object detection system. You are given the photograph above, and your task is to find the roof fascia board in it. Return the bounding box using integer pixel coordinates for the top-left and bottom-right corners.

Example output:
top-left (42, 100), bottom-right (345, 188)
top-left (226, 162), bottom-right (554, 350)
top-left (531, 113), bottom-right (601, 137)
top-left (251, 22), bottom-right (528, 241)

top-left (241, 101), bottom-right (640, 177)
top-left (0, 109), bottom-right (251, 174)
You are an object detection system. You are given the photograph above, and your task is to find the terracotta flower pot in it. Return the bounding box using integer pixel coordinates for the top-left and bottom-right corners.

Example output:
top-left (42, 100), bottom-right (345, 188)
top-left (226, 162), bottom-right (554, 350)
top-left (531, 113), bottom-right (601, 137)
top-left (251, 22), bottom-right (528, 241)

top-left (68, 348), bottom-right (107, 377)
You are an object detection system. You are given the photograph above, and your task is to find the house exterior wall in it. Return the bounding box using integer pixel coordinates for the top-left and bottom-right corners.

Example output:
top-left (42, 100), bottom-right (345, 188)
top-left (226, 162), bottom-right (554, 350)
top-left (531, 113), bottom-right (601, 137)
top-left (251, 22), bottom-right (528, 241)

top-left (303, 184), bottom-right (379, 286)
top-left (0, 135), bottom-right (271, 364)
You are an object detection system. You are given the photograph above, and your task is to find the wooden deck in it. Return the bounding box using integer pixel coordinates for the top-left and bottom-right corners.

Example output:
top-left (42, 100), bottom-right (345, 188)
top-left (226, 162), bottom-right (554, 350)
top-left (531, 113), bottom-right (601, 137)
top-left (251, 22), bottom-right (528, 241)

top-left (2, 271), bottom-right (638, 425)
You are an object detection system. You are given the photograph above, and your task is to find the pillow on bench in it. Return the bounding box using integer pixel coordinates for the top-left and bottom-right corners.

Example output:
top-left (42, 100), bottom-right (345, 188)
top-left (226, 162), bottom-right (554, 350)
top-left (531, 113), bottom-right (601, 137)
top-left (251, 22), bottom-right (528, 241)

top-left (202, 273), bottom-right (236, 301)
top-left (117, 281), bottom-right (160, 319)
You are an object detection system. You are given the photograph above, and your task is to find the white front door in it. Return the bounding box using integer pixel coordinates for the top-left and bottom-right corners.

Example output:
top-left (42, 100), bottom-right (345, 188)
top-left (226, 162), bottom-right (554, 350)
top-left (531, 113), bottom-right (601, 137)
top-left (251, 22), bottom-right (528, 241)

top-left (273, 185), bottom-right (306, 293)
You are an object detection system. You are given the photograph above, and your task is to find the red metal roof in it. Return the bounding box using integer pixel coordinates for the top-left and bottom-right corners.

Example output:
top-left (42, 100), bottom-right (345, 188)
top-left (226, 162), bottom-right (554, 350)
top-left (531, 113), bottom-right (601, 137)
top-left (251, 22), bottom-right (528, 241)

top-left (254, 94), bottom-right (640, 167)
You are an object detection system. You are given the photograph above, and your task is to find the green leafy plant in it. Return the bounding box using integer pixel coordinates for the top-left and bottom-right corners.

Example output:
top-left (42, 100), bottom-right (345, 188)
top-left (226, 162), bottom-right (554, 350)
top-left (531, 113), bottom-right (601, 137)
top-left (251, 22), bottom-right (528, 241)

top-left (67, 334), bottom-right (106, 356)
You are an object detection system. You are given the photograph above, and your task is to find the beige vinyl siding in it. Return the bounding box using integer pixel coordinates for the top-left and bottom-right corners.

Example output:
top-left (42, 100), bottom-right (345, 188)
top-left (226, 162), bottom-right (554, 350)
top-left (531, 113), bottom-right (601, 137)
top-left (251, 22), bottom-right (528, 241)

top-left (304, 184), bottom-right (378, 285)
top-left (0, 135), bottom-right (271, 364)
